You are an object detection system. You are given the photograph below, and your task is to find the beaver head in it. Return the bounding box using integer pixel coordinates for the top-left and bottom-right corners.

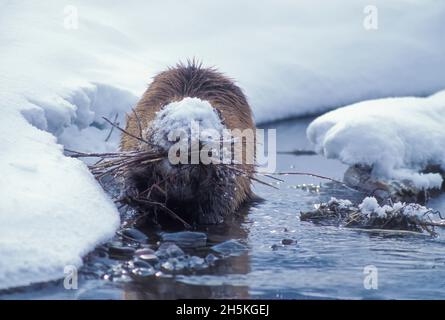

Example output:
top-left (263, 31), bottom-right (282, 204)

top-left (121, 61), bottom-right (255, 224)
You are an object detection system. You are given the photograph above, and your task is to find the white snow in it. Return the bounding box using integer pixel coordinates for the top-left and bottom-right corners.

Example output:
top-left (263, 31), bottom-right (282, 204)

top-left (402, 203), bottom-right (431, 218)
top-left (357, 197), bottom-right (433, 219)
top-left (330, 196), bottom-right (434, 220)
top-left (57, 84), bottom-right (138, 154)
top-left (1, 0), bottom-right (445, 290)
top-left (307, 90), bottom-right (445, 189)
top-left (151, 97), bottom-right (224, 149)
top-left (359, 197), bottom-right (389, 218)
top-left (2, 1), bottom-right (445, 123)
top-left (0, 106), bottom-right (120, 290)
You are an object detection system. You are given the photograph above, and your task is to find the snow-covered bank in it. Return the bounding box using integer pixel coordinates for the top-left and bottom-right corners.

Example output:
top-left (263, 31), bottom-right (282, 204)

top-left (3, 0), bottom-right (445, 123)
top-left (56, 84), bottom-right (138, 154)
top-left (0, 80), bottom-right (132, 290)
top-left (0, 106), bottom-right (120, 290)
top-left (307, 90), bottom-right (445, 189)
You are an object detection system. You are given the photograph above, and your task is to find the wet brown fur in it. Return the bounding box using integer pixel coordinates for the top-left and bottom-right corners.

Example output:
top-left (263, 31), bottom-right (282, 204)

top-left (120, 61), bottom-right (255, 224)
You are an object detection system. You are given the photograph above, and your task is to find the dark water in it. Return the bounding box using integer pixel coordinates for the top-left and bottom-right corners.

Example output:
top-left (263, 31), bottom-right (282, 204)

top-left (3, 118), bottom-right (445, 299)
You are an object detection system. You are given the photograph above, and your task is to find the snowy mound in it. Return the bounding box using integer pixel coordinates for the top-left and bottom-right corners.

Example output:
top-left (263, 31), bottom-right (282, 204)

top-left (0, 107), bottom-right (120, 290)
top-left (307, 90), bottom-right (445, 189)
top-left (358, 197), bottom-right (431, 219)
top-left (2, 1), bottom-right (445, 123)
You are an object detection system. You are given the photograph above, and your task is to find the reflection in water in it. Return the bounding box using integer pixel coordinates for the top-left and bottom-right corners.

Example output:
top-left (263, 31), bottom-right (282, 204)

top-left (122, 205), bottom-right (253, 299)
top-left (122, 277), bottom-right (249, 299)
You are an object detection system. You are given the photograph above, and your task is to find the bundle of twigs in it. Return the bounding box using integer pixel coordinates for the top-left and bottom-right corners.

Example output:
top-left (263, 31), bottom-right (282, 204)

top-left (301, 198), bottom-right (445, 236)
top-left (64, 116), bottom-right (283, 228)
top-left (65, 114), bottom-right (358, 228)
top-left (66, 149), bottom-right (166, 180)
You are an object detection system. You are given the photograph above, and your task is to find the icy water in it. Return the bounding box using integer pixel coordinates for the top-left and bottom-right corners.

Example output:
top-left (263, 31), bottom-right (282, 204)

top-left (3, 117), bottom-right (445, 299)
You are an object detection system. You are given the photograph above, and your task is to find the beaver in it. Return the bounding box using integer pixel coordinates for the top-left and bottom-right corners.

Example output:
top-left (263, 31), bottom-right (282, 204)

top-left (120, 61), bottom-right (256, 225)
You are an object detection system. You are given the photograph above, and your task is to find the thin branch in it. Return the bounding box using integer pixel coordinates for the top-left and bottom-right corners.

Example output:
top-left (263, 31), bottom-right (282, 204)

top-left (105, 113), bottom-right (119, 142)
top-left (269, 171), bottom-right (361, 193)
top-left (129, 197), bottom-right (192, 229)
top-left (263, 174), bottom-right (284, 182)
top-left (277, 150), bottom-right (317, 156)
top-left (132, 108), bottom-right (144, 140)
top-left (271, 171), bottom-right (344, 184)
top-left (102, 116), bottom-right (152, 146)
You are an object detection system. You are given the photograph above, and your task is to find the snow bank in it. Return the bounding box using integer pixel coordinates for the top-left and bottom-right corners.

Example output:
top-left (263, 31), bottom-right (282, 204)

top-left (0, 106), bottom-right (120, 290)
top-left (3, 0), bottom-right (445, 123)
top-left (57, 84), bottom-right (138, 154)
top-left (0, 82), bottom-right (132, 290)
top-left (307, 90), bottom-right (445, 189)
top-left (0, 3), bottom-right (136, 290)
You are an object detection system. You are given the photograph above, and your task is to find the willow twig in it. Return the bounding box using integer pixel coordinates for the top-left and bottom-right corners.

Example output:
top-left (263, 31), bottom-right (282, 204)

top-left (102, 116), bottom-right (152, 146)
top-left (105, 113), bottom-right (119, 142)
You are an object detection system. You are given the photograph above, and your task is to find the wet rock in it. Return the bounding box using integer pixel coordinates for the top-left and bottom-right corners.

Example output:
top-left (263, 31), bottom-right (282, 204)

top-left (211, 240), bottom-right (248, 257)
top-left (138, 254), bottom-right (159, 264)
top-left (161, 258), bottom-right (187, 272)
top-left (109, 240), bottom-right (124, 247)
top-left (120, 228), bottom-right (149, 243)
top-left (132, 259), bottom-right (155, 269)
top-left (138, 243), bottom-right (153, 249)
top-left (135, 248), bottom-right (158, 263)
top-left (160, 231), bottom-right (207, 248)
top-left (156, 243), bottom-right (185, 259)
top-left (131, 267), bottom-right (156, 278)
top-left (188, 256), bottom-right (207, 270)
top-left (111, 264), bottom-right (129, 275)
top-left (108, 245), bottom-right (136, 257)
top-left (205, 253), bottom-right (218, 265)
top-left (103, 264), bottom-right (132, 282)
top-left (281, 239), bottom-right (295, 245)
top-left (135, 248), bottom-right (156, 256)
top-left (93, 245), bottom-right (109, 258)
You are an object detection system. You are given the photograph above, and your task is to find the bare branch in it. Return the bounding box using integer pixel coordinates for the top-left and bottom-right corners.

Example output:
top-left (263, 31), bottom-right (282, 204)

top-left (105, 113), bottom-right (119, 142)
top-left (132, 108), bottom-right (144, 140)
top-left (102, 116), bottom-right (153, 146)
